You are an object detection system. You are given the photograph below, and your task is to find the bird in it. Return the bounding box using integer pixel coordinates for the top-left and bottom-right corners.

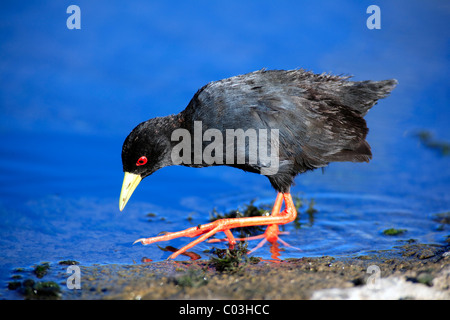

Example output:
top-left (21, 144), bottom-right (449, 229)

top-left (119, 69), bottom-right (397, 259)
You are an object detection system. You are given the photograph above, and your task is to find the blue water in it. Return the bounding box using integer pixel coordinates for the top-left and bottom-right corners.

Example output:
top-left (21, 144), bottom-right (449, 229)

top-left (0, 1), bottom-right (449, 298)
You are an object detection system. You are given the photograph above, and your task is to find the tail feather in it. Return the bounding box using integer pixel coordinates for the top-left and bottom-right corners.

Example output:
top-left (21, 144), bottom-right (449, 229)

top-left (327, 140), bottom-right (372, 163)
top-left (344, 79), bottom-right (398, 116)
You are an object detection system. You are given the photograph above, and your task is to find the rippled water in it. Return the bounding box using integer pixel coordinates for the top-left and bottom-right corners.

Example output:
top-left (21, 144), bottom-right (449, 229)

top-left (0, 1), bottom-right (449, 299)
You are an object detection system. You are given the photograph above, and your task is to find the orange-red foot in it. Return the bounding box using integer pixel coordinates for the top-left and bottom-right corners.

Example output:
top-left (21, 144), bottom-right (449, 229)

top-left (208, 220), bottom-right (300, 255)
top-left (133, 192), bottom-right (297, 259)
top-left (208, 193), bottom-right (300, 254)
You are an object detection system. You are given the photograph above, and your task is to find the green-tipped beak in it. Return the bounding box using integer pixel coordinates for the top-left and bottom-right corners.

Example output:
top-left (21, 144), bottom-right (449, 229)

top-left (119, 172), bottom-right (142, 211)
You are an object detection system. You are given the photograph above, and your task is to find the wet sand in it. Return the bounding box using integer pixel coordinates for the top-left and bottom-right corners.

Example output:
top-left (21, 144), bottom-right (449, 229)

top-left (53, 242), bottom-right (449, 300)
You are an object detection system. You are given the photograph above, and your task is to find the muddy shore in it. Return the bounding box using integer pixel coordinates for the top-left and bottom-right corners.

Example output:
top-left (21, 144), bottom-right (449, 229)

top-left (8, 242), bottom-right (448, 300)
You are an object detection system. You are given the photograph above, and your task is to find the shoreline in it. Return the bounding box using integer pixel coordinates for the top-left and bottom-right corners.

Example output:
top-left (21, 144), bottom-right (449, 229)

top-left (48, 242), bottom-right (450, 300)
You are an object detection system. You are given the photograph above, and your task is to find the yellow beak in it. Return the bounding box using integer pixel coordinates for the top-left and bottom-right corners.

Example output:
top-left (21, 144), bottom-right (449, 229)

top-left (119, 172), bottom-right (142, 211)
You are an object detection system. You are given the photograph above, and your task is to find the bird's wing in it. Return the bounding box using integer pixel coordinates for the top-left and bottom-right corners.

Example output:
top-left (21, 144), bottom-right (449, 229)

top-left (184, 69), bottom-right (398, 173)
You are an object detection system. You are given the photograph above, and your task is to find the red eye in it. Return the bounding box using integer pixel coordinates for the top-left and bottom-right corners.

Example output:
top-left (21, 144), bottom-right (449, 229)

top-left (136, 156), bottom-right (147, 166)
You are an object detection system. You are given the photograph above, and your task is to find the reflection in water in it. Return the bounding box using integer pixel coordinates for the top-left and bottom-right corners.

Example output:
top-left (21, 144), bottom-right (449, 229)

top-left (157, 245), bottom-right (201, 261)
top-left (268, 242), bottom-right (282, 262)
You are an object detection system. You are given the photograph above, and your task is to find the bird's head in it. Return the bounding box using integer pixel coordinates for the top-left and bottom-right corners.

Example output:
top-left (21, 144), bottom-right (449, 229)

top-left (119, 119), bottom-right (173, 211)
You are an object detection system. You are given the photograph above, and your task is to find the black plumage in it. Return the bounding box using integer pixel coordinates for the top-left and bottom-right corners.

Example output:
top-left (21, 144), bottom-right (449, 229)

top-left (121, 69), bottom-right (397, 193)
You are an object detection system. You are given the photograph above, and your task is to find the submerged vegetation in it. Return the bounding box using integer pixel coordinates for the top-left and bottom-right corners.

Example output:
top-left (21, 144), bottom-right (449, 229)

top-left (209, 242), bottom-right (260, 274)
top-left (415, 130), bottom-right (450, 156)
top-left (383, 228), bottom-right (407, 236)
top-left (58, 260), bottom-right (80, 266)
top-left (433, 212), bottom-right (450, 225)
top-left (33, 262), bottom-right (50, 278)
top-left (8, 262), bottom-right (62, 299)
top-left (8, 279), bottom-right (61, 299)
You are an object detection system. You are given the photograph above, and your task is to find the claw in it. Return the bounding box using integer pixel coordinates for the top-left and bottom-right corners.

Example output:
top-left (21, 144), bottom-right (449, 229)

top-left (133, 238), bottom-right (146, 245)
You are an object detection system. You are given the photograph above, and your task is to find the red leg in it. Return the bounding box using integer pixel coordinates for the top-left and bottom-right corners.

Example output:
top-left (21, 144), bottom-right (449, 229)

top-left (209, 192), bottom-right (295, 245)
top-left (134, 192), bottom-right (298, 259)
top-left (209, 192), bottom-right (283, 242)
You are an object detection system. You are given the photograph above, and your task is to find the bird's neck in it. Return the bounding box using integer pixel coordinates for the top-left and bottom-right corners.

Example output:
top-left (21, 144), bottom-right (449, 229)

top-left (147, 113), bottom-right (186, 167)
top-left (154, 113), bottom-right (185, 134)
